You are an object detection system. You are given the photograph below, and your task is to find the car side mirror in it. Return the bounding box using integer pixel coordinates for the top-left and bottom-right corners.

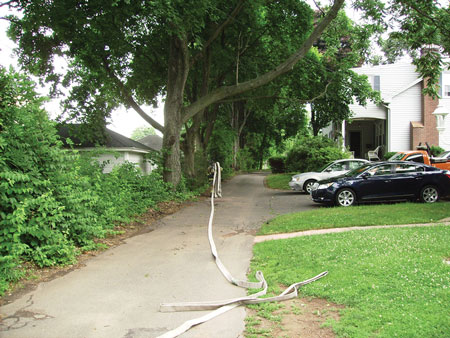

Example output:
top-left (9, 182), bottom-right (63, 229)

top-left (325, 168), bottom-right (332, 172)
top-left (360, 172), bottom-right (370, 179)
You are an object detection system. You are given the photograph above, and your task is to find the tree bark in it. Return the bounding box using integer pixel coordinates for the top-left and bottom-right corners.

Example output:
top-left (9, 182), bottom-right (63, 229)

top-left (163, 35), bottom-right (189, 186)
top-left (182, 46), bottom-right (211, 179)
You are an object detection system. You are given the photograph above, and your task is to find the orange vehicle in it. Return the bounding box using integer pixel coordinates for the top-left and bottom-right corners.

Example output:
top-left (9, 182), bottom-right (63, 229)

top-left (389, 145), bottom-right (450, 171)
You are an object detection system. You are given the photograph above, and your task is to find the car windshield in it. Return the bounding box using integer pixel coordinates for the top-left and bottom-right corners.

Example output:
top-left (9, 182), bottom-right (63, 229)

top-left (344, 164), bottom-right (373, 177)
top-left (389, 152), bottom-right (404, 161)
top-left (437, 150), bottom-right (450, 158)
top-left (319, 162), bottom-right (333, 172)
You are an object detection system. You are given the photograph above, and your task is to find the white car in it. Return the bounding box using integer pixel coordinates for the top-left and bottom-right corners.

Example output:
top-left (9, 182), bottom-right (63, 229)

top-left (289, 159), bottom-right (370, 194)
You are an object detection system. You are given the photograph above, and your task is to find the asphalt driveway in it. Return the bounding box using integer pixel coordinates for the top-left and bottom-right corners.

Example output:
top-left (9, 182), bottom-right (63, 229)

top-left (0, 172), bottom-right (315, 338)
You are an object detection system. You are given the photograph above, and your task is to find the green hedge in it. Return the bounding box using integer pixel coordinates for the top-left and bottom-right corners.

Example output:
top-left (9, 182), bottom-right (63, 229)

top-left (0, 68), bottom-right (193, 295)
top-left (268, 156), bottom-right (286, 173)
top-left (285, 135), bottom-right (349, 173)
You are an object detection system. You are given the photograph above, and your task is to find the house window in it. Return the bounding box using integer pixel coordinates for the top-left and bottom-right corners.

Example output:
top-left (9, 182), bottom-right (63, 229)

top-left (441, 72), bottom-right (450, 97)
top-left (373, 75), bottom-right (380, 91)
top-left (444, 85), bottom-right (450, 97)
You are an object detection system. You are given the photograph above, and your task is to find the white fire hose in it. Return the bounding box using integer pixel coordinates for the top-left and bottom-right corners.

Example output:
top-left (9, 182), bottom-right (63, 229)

top-left (158, 163), bottom-right (327, 337)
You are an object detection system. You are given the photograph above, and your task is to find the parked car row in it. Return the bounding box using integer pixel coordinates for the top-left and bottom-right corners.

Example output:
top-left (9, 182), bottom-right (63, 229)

top-left (289, 159), bottom-right (369, 194)
top-left (288, 157), bottom-right (450, 207)
top-left (310, 161), bottom-right (450, 206)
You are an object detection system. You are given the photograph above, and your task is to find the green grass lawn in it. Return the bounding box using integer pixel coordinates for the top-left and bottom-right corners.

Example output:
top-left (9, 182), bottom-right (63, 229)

top-left (264, 173), bottom-right (293, 190)
top-left (258, 202), bottom-right (450, 235)
top-left (249, 225), bottom-right (450, 337)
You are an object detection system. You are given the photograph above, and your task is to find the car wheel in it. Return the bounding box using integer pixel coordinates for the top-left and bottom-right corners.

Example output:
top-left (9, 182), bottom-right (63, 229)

top-left (335, 188), bottom-right (356, 207)
top-left (303, 180), bottom-right (316, 194)
top-left (420, 185), bottom-right (439, 203)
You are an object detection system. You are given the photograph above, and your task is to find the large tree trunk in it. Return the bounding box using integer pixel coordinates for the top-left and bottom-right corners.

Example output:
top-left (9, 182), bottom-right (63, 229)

top-left (182, 46), bottom-right (211, 180)
top-left (163, 36), bottom-right (189, 187)
top-left (165, 0), bottom-right (344, 186)
top-left (183, 113), bottom-right (203, 178)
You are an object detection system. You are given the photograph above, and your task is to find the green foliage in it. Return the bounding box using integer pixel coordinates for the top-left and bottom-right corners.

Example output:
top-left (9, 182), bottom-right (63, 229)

top-left (430, 145), bottom-right (445, 157)
top-left (130, 126), bottom-right (156, 141)
top-left (285, 135), bottom-right (349, 173)
top-left (236, 147), bottom-right (258, 172)
top-left (207, 120), bottom-right (235, 177)
top-left (383, 151), bottom-right (397, 160)
top-left (183, 150), bottom-right (210, 190)
top-left (268, 156), bottom-right (286, 174)
top-left (0, 68), bottom-right (194, 295)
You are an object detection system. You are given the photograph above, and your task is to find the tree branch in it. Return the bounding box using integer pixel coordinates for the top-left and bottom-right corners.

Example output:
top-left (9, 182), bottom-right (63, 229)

top-left (190, 0), bottom-right (246, 66)
top-left (101, 57), bottom-right (165, 133)
top-left (215, 82), bottom-right (332, 105)
top-left (0, 1), bottom-right (19, 8)
top-left (181, 0), bottom-right (345, 124)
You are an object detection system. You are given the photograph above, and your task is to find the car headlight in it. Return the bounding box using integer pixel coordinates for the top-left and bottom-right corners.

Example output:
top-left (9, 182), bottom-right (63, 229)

top-left (292, 177), bottom-right (300, 182)
top-left (318, 182), bottom-right (333, 190)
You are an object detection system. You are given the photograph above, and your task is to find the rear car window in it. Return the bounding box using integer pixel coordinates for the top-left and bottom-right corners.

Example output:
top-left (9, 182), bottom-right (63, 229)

top-left (405, 154), bottom-right (424, 163)
top-left (395, 163), bottom-right (424, 173)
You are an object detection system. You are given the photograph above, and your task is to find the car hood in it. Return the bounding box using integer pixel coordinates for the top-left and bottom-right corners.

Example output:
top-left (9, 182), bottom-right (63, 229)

top-left (292, 172), bottom-right (319, 179)
top-left (317, 173), bottom-right (350, 184)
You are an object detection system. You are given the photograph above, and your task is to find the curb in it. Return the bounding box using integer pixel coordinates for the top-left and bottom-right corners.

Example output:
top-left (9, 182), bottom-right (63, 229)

top-left (254, 222), bottom-right (450, 243)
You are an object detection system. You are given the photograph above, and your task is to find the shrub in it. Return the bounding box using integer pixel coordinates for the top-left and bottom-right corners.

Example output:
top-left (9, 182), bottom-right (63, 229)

top-left (383, 151), bottom-right (397, 160)
top-left (268, 156), bottom-right (286, 173)
top-left (0, 68), bottom-right (196, 295)
top-left (237, 147), bottom-right (257, 172)
top-left (430, 145), bottom-right (445, 157)
top-left (207, 120), bottom-right (235, 177)
top-left (285, 135), bottom-right (349, 172)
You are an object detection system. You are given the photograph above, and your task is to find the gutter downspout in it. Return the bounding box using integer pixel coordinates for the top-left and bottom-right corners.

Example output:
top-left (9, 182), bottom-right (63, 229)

top-left (381, 102), bottom-right (391, 152)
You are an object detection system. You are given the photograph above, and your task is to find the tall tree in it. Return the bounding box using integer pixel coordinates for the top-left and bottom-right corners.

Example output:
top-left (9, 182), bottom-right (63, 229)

top-left (3, 0), bottom-right (448, 186)
top-left (3, 0), bottom-right (345, 186)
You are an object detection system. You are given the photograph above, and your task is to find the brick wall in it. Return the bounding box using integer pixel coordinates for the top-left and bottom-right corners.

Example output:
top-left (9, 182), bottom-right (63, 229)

top-left (413, 81), bottom-right (439, 148)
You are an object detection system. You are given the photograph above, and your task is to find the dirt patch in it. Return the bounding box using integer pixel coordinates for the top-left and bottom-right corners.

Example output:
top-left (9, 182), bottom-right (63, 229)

top-left (245, 297), bottom-right (344, 338)
top-left (0, 200), bottom-right (187, 307)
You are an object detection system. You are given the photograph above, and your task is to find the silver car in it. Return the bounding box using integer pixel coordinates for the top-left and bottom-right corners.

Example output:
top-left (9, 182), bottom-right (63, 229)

top-left (289, 159), bottom-right (370, 193)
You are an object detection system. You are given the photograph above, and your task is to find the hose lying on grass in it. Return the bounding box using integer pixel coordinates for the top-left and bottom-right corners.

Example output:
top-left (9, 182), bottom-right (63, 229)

top-left (158, 163), bottom-right (328, 338)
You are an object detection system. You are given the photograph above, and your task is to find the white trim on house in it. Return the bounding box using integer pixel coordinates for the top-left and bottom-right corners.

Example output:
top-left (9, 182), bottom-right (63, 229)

top-left (390, 77), bottom-right (423, 101)
top-left (76, 147), bottom-right (151, 154)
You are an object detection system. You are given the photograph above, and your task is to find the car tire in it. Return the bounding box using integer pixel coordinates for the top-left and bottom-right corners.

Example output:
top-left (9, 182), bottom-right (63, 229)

top-left (335, 188), bottom-right (356, 207)
top-left (419, 185), bottom-right (439, 203)
top-left (303, 180), bottom-right (316, 194)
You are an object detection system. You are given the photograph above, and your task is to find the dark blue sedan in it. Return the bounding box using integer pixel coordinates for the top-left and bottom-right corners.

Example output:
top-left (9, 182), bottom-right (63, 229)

top-left (311, 161), bottom-right (450, 207)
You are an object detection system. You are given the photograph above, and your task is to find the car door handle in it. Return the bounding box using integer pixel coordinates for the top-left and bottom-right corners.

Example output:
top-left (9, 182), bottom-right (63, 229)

top-left (384, 179), bottom-right (391, 183)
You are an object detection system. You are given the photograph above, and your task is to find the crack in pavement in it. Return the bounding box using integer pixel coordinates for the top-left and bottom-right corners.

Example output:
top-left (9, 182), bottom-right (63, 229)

top-left (0, 295), bottom-right (53, 331)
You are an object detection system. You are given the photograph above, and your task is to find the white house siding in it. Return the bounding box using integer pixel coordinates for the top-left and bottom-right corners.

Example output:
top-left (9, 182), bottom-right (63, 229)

top-left (126, 152), bottom-right (151, 174)
top-left (95, 153), bottom-right (126, 173)
top-left (439, 98), bottom-right (450, 150)
top-left (389, 83), bottom-right (423, 151)
top-left (353, 62), bottom-right (420, 102)
top-left (91, 150), bottom-right (151, 174)
top-left (350, 62), bottom-right (420, 120)
top-left (349, 62), bottom-right (424, 152)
